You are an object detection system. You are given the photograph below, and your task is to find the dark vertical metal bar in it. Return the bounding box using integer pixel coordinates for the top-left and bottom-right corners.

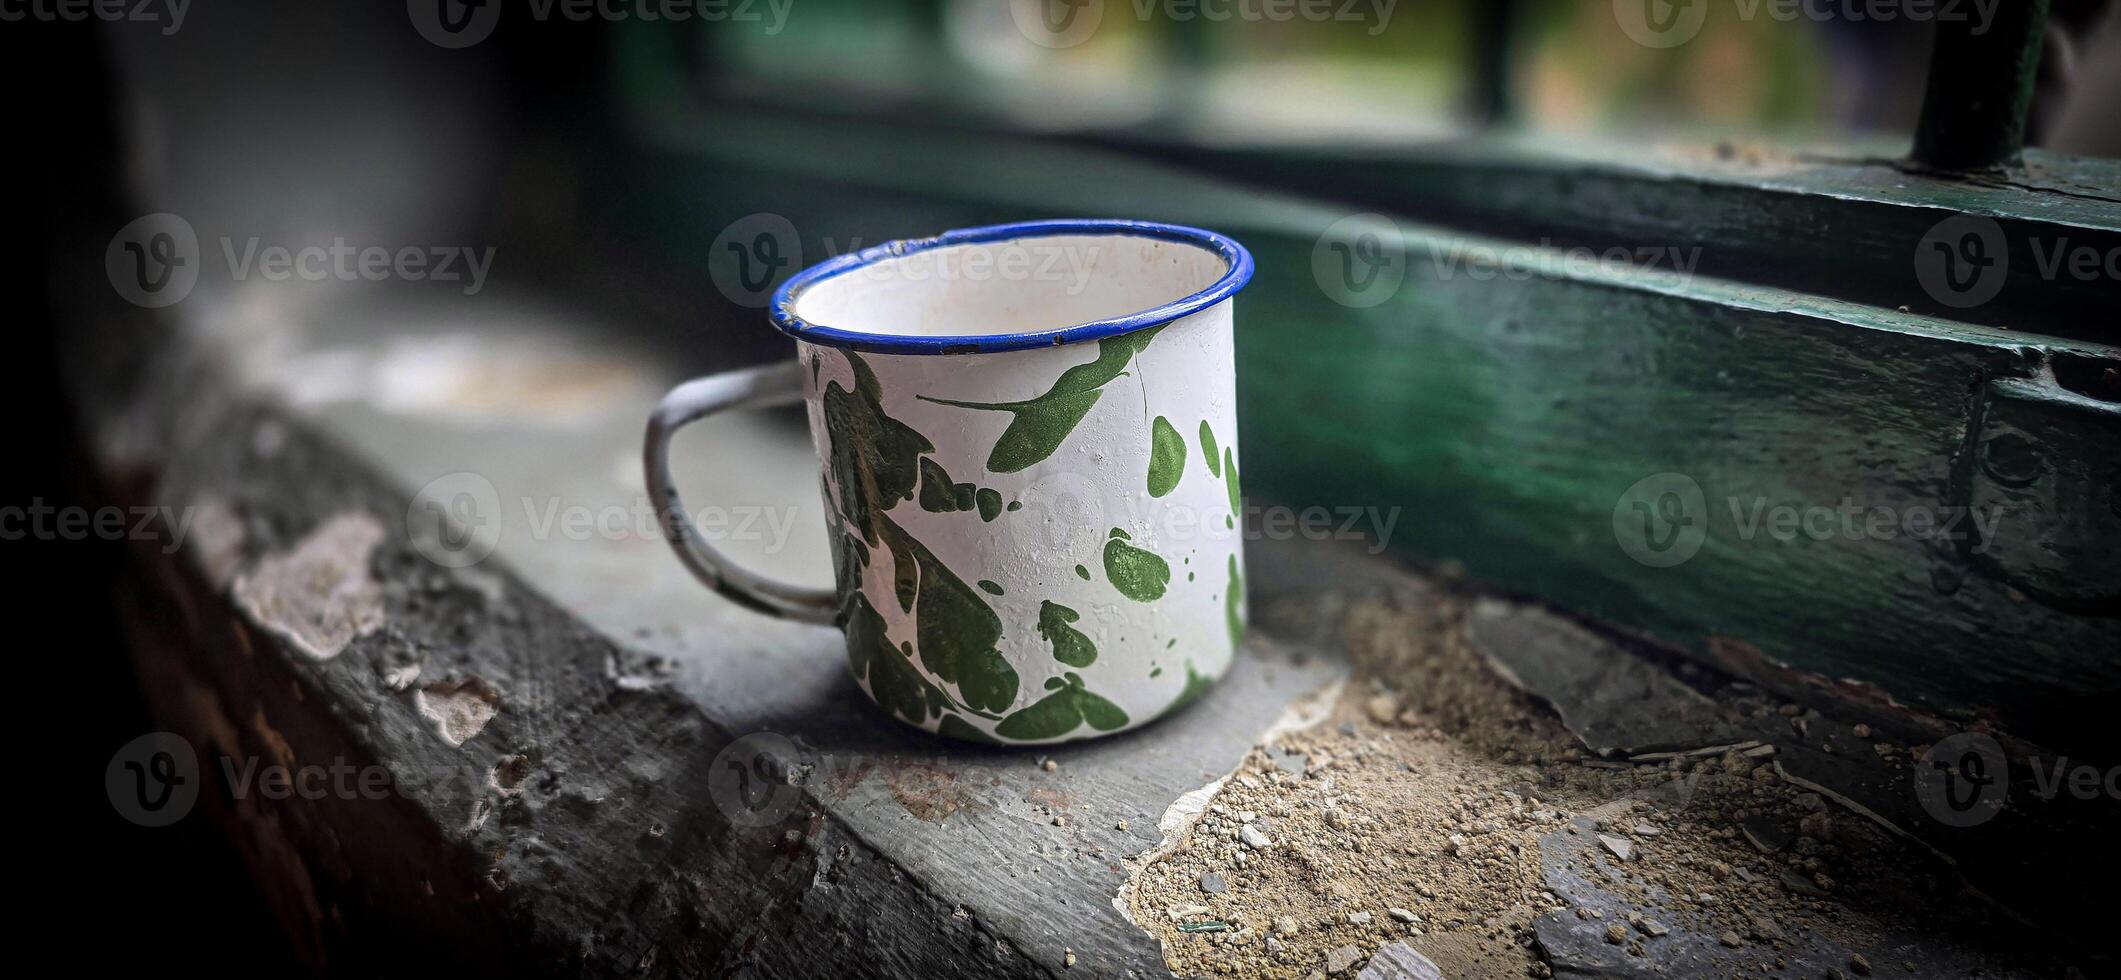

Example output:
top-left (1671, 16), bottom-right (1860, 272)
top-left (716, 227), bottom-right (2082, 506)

top-left (911, 0), bottom-right (948, 83)
top-left (1166, 5), bottom-right (1212, 122)
top-left (1467, 0), bottom-right (1517, 126)
top-left (1168, 5), bottom-right (1211, 76)
top-left (1909, 0), bottom-right (2051, 170)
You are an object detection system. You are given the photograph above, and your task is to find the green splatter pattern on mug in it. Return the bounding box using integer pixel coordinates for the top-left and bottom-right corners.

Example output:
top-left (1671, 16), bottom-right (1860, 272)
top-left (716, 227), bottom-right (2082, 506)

top-left (800, 306), bottom-right (1244, 743)
top-left (647, 222), bottom-right (1254, 745)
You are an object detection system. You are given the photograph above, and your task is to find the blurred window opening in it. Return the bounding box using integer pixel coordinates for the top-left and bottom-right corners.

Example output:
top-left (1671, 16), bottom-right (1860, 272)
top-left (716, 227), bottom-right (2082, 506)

top-left (667, 0), bottom-right (2043, 149)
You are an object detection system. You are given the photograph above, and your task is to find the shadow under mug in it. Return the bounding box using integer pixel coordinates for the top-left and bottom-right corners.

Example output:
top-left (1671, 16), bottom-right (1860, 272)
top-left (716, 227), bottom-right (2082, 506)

top-left (645, 219), bottom-right (1255, 744)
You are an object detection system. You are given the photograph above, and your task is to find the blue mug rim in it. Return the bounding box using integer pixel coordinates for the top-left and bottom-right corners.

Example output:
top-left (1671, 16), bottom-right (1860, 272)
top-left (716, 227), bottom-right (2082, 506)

top-left (767, 218), bottom-right (1254, 355)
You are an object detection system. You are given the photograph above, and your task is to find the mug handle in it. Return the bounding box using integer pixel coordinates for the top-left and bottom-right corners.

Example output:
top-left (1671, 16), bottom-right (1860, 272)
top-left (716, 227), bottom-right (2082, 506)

top-left (643, 361), bottom-right (839, 625)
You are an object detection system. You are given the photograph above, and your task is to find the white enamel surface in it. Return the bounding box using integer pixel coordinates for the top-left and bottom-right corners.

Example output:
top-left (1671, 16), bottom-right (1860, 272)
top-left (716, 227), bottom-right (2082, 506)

top-left (798, 301), bottom-right (1243, 742)
top-left (788, 234), bottom-right (1229, 337)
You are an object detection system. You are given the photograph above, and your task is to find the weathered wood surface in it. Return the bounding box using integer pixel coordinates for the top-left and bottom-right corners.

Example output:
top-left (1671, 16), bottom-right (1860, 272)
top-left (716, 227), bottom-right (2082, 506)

top-left (68, 274), bottom-right (1367, 975)
top-left (65, 267), bottom-right (2112, 974)
top-left (76, 271), bottom-right (2111, 974)
top-left (595, 96), bottom-right (2121, 753)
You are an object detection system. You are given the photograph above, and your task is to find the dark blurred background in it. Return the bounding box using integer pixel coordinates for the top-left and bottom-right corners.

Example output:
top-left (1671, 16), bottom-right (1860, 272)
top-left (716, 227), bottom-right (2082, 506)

top-left (12, 0), bottom-right (2119, 973)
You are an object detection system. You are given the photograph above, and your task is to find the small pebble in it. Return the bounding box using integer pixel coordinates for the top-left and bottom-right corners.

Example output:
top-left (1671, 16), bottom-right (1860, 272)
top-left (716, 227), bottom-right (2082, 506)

top-left (1781, 869), bottom-right (1829, 897)
top-left (1800, 812), bottom-right (1833, 839)
top-left (1199, 872), bottom-right (1228, 895)
top-left (1388, 907), bottom-right (1418, 923)
top-left (1366, 694), bottom-right (1400, 724)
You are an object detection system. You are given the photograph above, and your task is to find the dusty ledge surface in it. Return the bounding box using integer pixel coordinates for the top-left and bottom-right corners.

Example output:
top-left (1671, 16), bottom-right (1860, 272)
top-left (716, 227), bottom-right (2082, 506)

top-left (73, 285), bottom-right (1373, 977)
top-left (68, 280), bottom-right (2112, 978)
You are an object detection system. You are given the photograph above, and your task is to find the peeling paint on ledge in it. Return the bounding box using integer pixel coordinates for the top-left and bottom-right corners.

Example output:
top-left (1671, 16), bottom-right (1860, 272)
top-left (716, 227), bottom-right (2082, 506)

top-left (232, 511), bottom-right (387, 660)
top-left (1114, 670), bottom-right (1345, 931)
top-left (414, 677), bottom-right (501, 747)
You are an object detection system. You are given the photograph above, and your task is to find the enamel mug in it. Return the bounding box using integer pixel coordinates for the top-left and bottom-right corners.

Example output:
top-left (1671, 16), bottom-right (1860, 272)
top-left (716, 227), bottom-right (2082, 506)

top-left (645, 219), bottom-right (1254, 743)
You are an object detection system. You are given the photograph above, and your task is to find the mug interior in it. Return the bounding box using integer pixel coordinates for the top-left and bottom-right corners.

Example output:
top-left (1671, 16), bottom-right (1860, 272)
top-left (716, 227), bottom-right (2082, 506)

top-left (787, 233), bottom-right (1230, 339)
